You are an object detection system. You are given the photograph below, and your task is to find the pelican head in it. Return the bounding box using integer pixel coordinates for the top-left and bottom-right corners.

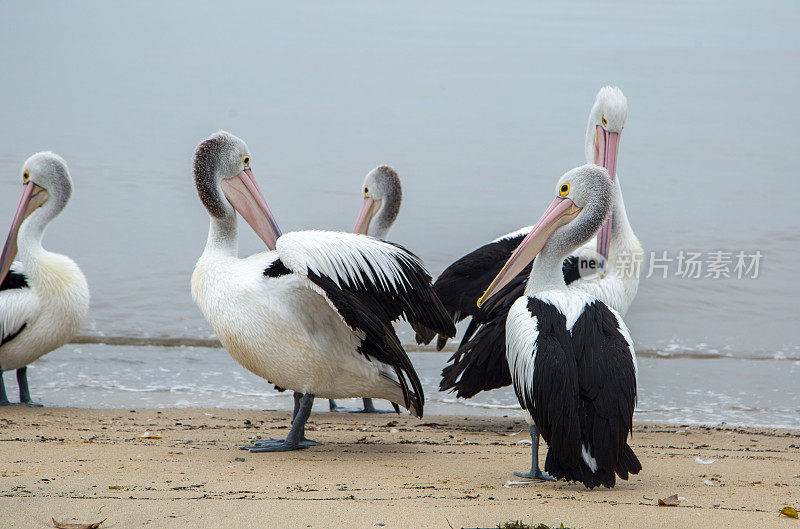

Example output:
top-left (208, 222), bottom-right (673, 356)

top-left (0, 152), bottom-right (72, 284)
top-left (353, 165), bottom-right (402, 238)
top-left (193, 131), bottom-right (281, 249)
top-left (585, 86), bottom-right (627, 181)
top-left (478, 164), bottom-right (612, 306)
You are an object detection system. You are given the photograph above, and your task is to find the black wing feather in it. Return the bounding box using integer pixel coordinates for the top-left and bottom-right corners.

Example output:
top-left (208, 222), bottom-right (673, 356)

top-left (0, 270), bottom-right (28, 291)
top-left (356, 241), bottom-right (456, 341)
top-left (561, 255), bottom-right (582, 285)
top-left (439, 312), bottom-right (510, 397)
top-left (419, 233), bottom-right (527, 348)
top-left (439, 256), bottom-right (580, 397)
top-left (0, 270), bottom-right (30, 347)
top-left (569, 301), bottom-right (640, 488)
top-left (525, 299), bottom-right (582, 474)
top-left (520, 298), bottom-right (639, 489)
top-left (305, 270), bottom-right (422, 414)
top-left (277, 242), bottom-right (455, 417)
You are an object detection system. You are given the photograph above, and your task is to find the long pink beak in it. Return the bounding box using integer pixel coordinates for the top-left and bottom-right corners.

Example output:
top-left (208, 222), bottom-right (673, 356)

top-left (477, 196), bottom-right (581, 307)
top-left (220, 169), bottom-right (282, 250)
top-left (0, 182), bottom-right (48, 285)
top-left (594, 126), bottom-right (621, 263)
top-left (353, 197), bottom-right (380, 235)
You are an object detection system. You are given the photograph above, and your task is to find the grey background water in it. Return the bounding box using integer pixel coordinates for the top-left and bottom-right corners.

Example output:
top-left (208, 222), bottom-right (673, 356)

top-left (0, 2), bottom-right (797, 426)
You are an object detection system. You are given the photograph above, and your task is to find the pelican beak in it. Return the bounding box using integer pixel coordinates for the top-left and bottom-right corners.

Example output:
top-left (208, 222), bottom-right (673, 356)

top-left (594, 126), bottom-right (621, 261)
top-left (594, 126), bottom-right (620, 182)
top-left (353, 197), bottom-right (382, 235)
top-left (0, 181), bottom-right (49, 284)
top-left (477, 196), bottom-right (581, 307)
top-left (221, 169), bottom-right (282, 250)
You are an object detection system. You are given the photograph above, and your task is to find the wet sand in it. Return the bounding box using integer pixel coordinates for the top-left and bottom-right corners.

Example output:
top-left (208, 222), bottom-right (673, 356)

top-left (1, 408), bottom-right (798, 528)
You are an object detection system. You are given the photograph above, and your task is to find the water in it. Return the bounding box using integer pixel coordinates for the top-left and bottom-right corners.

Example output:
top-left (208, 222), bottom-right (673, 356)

top-left (24, 344), bottom-right (800, 429)
top-left (0, 1), bottom-right (798, 426)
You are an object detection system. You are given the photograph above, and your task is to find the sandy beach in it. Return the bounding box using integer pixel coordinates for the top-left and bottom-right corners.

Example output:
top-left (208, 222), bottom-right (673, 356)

top-left (1, 408), bottom-right (798, 528)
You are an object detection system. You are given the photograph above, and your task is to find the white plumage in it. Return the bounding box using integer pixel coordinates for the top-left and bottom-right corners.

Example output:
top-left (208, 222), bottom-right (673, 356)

top-left (1, 255), bottom-right (88, 371)
top-left (0, 152), bottom-right (89, 405)
top-left (277, 231), bottom-right (417, 292)
top-left (192, 231), bottom-right (423, 403)
top-left (491, 226), bottom-right (534, 244)
top-left (190, 132), bottom-right (453, 451)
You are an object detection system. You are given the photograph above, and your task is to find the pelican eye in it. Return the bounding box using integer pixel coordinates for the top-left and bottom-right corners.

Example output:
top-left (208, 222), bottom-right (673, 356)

top-left (364, 186), bottom-right (369, 196)
top-left (242, 155), bottom-right (250, 167)
top-left (559, 183), bottom-right (570, 197)
top-left (22, 170), bottom-right (30, 182)
top-left (601, 114), bottom-right (608, 127)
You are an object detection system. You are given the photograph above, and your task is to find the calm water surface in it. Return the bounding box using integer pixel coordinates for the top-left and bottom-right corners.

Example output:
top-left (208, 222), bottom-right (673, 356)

top-left (0, 1), bottom-right (797, 426)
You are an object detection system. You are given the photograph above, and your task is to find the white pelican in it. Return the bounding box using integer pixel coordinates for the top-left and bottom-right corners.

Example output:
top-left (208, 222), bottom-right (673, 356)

top-left (478, 164), bottom-right (640, 488)
top-left (437, 86), bottom-right (643, 399)
top-left (190, 132), bottom-right (455, 451)
top-left (329, 165), bottom-right (403, 413)
top-left (0, 152), bottom-right (89, 406)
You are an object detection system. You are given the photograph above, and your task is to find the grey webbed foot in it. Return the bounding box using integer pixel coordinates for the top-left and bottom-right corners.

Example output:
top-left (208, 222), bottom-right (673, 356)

top-left (247, 437), bottom-right (321, 447)
top-left (246, 441), bottom-right (309, 452)
top-left (514, 424), bottom-right (555, 481)
top-left (242, 437), bottom-right (320, 452)
top-left (514, 468), bottom-right (556, 481)
top-left (244, 393), bottom-right (319, 453)
top-left (20, 400), bottom-right (44, 407)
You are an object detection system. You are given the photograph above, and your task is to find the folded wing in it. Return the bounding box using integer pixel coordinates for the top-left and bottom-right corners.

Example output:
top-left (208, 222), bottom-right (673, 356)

top-left (274, 230), bottom-right (456, 415)
top-left (1, 268), bottom-right (38, 348)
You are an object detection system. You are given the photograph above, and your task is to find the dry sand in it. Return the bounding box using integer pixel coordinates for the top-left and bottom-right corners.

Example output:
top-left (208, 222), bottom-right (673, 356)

top-left (1, 407), bottom-right (798, 528)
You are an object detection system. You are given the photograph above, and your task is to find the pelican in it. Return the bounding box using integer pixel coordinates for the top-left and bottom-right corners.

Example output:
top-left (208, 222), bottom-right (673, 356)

top-left (424, 86), bottom-right (644, 358)
top-left (328, 165), bottom-right (403, 413)
top-left (437, 86), bottom-right (643, 398)
top-left (0, 152), bottom-right (89, 406)
top-left (478, 164), bottom-right (640, 488)
top-left (190, 132), bottom-right (455, 451)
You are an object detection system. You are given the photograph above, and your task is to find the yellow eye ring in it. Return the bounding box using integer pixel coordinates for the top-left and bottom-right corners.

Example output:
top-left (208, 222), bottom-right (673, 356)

top-left (364, 186), bottom-right (369, 196)
top-left (601, 114), bottom-right (608, 127)
top-left (559, 183), bottom-right (570, 197)
top-left (242, 155), bottom-right (251, 167)
top-left (22, 170), bottom-right (30, 182)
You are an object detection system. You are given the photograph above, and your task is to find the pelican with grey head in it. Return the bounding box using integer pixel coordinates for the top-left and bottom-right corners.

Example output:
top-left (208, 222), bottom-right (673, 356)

top-left (190, 131), bottom-right (455, 451)
top-left (478, 164), bottom-right (641, 487)
top-left (328, 165), bottom-right (404, 413)
top-left (0, 152), bottom-right (89, 406)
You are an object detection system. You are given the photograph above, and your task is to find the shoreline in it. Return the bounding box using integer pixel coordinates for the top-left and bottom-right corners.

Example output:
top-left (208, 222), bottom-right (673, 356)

top-left (67, 334), bottom-right (800, 362)
top-left (1, 407), bottom-right (798, 528)
top-left (23, 346), bottom-right (800, 428)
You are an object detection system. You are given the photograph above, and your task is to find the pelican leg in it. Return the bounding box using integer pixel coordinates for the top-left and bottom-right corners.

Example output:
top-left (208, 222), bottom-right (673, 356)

top-left (514, 424), bottom-right (555, 481)
top-left (0, 368), bottom-right (10, 406)
top-left (17, 367), bottom-right (42, 407)
top-left (243, 393), bottom-right (320, 452)
top-left (329, 397), bottom-right (392, 413)
top-left (357, 398), bottom-right (394, 413)
top-left (292, 391), bottom-right (302, 421)
top-left (328, 398), bottom-right (362, 413)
